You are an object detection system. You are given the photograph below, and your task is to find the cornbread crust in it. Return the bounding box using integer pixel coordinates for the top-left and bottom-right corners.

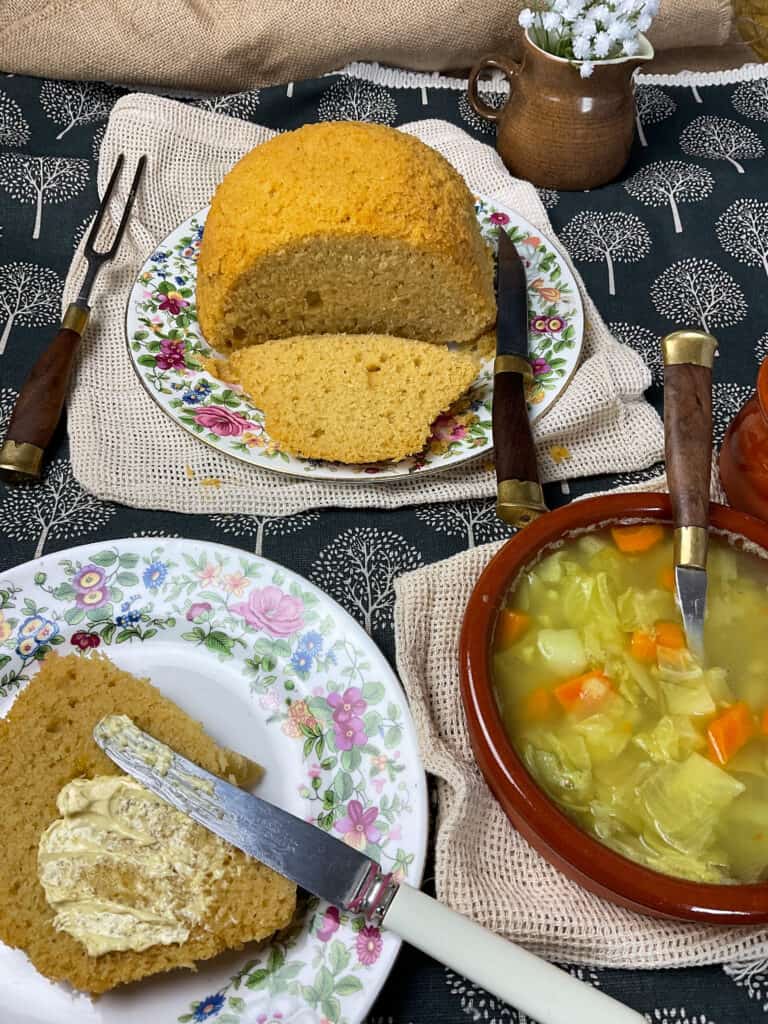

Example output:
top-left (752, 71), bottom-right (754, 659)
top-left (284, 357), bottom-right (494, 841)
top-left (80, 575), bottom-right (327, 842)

top-left (221, 333), bottom-right (479, 463)
top-left (197, 121), bottom-right (496, 350)
top-left (0, 653), bottom-right (296, 994)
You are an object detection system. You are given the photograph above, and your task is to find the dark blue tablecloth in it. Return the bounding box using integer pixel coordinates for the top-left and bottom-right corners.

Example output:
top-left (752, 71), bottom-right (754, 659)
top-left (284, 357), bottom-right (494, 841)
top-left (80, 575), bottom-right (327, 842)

top-left (2, 63), bottom-right (768, 1024)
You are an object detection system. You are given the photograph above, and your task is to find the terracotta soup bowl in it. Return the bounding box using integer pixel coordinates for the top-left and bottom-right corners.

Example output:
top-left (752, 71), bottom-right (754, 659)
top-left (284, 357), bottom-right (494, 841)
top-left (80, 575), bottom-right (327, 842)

top-left (460, 492), bottom-right (768, 923)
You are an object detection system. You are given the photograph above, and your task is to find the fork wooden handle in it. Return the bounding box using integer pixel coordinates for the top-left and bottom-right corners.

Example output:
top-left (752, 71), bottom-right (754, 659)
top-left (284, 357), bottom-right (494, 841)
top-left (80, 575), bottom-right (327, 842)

top-left (0, 304), bottom-right (88, 479)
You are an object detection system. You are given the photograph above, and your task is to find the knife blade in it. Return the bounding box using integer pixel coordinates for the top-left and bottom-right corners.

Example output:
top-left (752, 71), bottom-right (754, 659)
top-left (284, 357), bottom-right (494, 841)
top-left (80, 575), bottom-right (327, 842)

top-left (94, 714), bottom-right (643, 1024)
top-left (493, 228), bottom-right (547, 528)
top-left (662, 329), bottom-right (718, 662)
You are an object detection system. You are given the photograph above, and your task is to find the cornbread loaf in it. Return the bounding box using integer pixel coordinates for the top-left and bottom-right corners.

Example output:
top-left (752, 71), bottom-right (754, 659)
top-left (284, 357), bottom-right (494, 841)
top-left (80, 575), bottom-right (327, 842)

top-left (197, 121), bottom-right (496, 351)
top-left (0, 653), bottom-right (296, 994)
top-left (221, 333), bottom-right (479, 463)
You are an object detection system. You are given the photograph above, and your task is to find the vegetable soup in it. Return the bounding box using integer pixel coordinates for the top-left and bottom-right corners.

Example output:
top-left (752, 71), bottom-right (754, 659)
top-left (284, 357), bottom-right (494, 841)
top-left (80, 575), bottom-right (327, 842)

top-left (493, 523), bottom-right (768, 884)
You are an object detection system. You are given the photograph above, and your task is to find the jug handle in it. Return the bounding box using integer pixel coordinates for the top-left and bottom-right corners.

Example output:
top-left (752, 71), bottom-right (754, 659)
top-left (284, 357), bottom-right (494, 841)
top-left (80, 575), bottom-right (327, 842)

top-left (467, 55), bottom-right (520, 123)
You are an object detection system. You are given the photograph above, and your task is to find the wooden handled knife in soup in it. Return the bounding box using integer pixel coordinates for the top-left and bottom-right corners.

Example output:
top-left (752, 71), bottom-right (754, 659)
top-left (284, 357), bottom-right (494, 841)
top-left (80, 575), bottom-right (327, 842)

top-left (493, 523), bottom-right (768, 885)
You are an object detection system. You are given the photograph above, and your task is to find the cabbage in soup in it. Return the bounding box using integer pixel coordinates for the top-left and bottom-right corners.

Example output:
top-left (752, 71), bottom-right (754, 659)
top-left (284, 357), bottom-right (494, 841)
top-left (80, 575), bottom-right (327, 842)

top-left (493, 523), bottom-right (768, 884)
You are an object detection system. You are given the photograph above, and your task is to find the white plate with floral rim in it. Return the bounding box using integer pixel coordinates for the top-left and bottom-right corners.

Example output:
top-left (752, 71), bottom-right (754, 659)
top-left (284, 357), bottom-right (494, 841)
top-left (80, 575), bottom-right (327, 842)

top-left (125, 194), bottom-right (583, 481)
top-left (0, 538), bottom-right (427, 1024)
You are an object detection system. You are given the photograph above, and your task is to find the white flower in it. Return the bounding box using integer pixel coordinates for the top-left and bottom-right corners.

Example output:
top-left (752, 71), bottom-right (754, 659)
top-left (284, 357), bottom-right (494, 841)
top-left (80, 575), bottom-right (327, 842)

top-left (572, 33), bottom-right (593, 58)
top-left (580, 60), bottom-right (595, 78)
top-left (574, 15), bottom-right (597, 35)
top-left (637, 13), bottom-right (652, 30)
top-left (518, 7), bottom-right (535, 28)
top-left (606, 17), bottom-right (628, 40)
top-left (622, 35), bottom-right (640, 54)
top-left (593, 29), bottom-right (612, 56)
top-left (644, 0), bottom-right (660, 14)
top-left (591, 4), bottom-right (611, 22)
top-left (542, 10), bottom-right (562, 30)
top-left (564, 1), bottom-right (585, 16)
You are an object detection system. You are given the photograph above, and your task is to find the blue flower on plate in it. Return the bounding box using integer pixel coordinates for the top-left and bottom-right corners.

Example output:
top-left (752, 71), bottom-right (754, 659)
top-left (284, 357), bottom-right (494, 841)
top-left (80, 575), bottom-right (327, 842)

top-left (195, 224), bottom-right (204, 240)
top-left (152, 250), bottom-right (168, 262)
top-left (116, 610), bottom-right (141, 627)
top-left (174, 275), bottom-right (185, 286)
top-left (290, 648), bottom-right (313, 674)
top-left (299, 630), bottom-right (323, 656)
top-left (181, 380), bottom-right (213, 405)
top-left (143, 561), bottom-right (168, 590)
top-left (192, 992), bottom-right (225, 1021)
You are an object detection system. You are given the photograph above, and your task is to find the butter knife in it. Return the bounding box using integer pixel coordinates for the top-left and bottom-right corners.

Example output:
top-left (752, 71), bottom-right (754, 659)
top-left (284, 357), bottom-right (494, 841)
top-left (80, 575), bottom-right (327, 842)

top-left (662, 329), bottom-right (718, 660)
top-left (94, 715), bottom-right (642, 1024)
top-left (494, 229), bottom-right (547, 527)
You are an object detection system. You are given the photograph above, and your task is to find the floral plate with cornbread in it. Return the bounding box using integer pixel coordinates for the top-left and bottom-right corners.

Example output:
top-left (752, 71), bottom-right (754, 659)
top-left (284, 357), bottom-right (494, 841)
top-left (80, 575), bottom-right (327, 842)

top-left (126, 195), bottom-right (584, 481)
top-left (0, 538), bottom-right (428, 1024)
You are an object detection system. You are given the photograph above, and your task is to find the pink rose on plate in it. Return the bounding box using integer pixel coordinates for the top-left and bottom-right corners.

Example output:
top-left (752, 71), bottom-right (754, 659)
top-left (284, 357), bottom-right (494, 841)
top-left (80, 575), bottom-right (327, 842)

top-left (431, 414), bottom-right (467, 443)
top-left (231, 585), bottom-right (304, 638)
top-left (316, 905), bottom-right (340, 942)
top-left (193, 405), bottom-right (255, 437)
top-left (489, 211), bottom-right (510, 226)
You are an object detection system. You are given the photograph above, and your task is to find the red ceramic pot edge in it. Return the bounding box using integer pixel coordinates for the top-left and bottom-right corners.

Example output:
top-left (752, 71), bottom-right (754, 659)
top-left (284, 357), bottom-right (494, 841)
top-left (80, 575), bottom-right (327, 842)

top-left (459, 492), bottom-right (768, 924)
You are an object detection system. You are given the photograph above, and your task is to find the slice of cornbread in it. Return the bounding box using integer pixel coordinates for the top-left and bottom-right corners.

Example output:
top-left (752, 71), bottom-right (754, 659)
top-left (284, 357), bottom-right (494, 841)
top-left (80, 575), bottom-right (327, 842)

top-left (0, 652), bottom-right (296, 994)
top-left (220, 333), bottom-right (479, 464)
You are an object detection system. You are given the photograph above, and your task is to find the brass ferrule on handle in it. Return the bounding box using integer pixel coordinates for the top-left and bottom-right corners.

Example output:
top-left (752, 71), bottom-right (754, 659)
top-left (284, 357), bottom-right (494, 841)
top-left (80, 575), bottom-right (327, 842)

top-left (674, 526), bottom-right (708, 569)
top-left (662, 329), bottom-right (718, 368)
top-left (496, 479), bottom-right (547, 528)
top-left (494, 354), bottom-right (533, 380)
top-left (62, 302), bottom-right (90, 335)
top-left (0, 440), bottom-right (44, 479)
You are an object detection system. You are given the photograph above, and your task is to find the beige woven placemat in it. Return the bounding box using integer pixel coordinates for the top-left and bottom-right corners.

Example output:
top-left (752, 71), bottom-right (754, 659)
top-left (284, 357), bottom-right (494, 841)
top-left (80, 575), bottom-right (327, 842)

top-left (66, 94), bottom-right (663, 516)
top-left (393, 539), bottom-right (768, 968)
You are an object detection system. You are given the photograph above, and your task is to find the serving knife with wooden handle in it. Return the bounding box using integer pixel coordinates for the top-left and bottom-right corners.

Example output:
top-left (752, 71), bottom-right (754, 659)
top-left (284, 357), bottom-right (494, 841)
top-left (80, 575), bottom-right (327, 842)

top-left (662, 328), bottom-right (718, 661)
top-left (493, 229), bottom-right (547, 528)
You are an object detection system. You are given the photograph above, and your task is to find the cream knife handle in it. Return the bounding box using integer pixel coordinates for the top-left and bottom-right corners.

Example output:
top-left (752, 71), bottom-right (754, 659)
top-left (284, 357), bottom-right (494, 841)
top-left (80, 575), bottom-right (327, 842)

top-left (382, 884), bottom-right (643, 1024)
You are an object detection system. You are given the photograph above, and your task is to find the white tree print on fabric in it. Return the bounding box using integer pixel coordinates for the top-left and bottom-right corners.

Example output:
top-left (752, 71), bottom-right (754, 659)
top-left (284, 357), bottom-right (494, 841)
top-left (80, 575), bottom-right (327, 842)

top-left (649, 1009), bottom-right (716, 1024)
top-left (713, 382), bottom-right (753, 447)
top-left (755, 330), bottom-right (768, 364)
top-left (690, 83), bottom-right (703, 104)
top-left (559, 211), bottom-right (651, 296)
top-left (609, 321), bottom-right (662, 384)
top-left (191, 89), bottom-right (261, 119)
top-left (634, 85), bottom-right (676, 147)
top-left (724, 958), bottom-right (768, 1012)
top-left (612, 463), bottom-right (666, 490)
top-left (72, 211), bottom-right (96, 251)
top-left (0, 262), bottom-right (63, 355)
top-left (731, 78), bottom-right (768, 122)
top-left (39, 80), bottom-right (120, 140)
top-left (309, 527), bottom-right (422, 635)
top-left (91, 123), bottom-right (105, 163)
top-left (317, 78), bottom-right (398, 125)
top-left (0, 153), bottom-right (89, 239)
top-left (624, 160), bottom-right (714, 234)
top-left (415, 500), bottom-right (513, 549)
top-left (650, 258), bottom-right (748, 334)
top-left (0, 458), bottom-right (116, 559)
top-left (0, 90), bottom-right (30, 146)
top-left (457, 91), bottom-right (505, 136)
top-left (680, 115), bottom-right (765, 174)
top-left (208, 510), bottom-right (319, 557)
top-left (716, 199), bottom-right (768, 277)
top-left (0, 386), bottom-right (19, 435)
top-left (537, 187), bottom-right (560, 210)
top-left (445, 965), bottom-right (603, 1023)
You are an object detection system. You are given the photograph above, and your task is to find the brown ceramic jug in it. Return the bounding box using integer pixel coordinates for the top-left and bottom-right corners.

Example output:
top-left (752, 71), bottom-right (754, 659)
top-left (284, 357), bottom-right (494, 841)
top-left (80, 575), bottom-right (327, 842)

top-left (468, 30), bottom-right (654, 190)
top-left (719, 358), bottom-right (768, 521)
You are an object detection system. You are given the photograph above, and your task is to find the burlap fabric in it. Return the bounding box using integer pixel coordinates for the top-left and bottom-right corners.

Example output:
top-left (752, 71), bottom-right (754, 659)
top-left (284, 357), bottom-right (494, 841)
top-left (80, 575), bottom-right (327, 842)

top-left (0, 1), bottom-right (735, 91)
top-left (393, 531), bottom-right (768, 969)
top-left (65, 93), bottom-right (663, 516)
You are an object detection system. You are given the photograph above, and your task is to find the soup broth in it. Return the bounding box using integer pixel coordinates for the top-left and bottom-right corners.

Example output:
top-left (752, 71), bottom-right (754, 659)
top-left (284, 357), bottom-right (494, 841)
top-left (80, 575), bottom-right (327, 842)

top-left (493, 523), bottom-right (768, 884)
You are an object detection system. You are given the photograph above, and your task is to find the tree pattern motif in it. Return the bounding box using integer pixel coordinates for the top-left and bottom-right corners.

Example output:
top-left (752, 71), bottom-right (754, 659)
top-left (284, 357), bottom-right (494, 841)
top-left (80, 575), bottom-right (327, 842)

top-left (414, 500), bottom-right (513, 548)
top-left (0, 458), bottom-right (116, 558)
top-left (457, 90), bottom-right (505, 136)
top-left (713, 382), bottom-right (753, 447)
top-left (0, 153), bottom-right (89, 239)
top-left (650, 258), bottom-right (748, 334)
top-left (634, 85), bottom-right (676, 147)
top-left (190, 89), bottom-right (261, 120)
top-left (0, 261), bottom-right (63, 355)
top-left (624, 160), bottom-right (714, 234)
top-left (755, 330), bottom-right (768, 364)
top-left (609, 321), bottom-right (662, 385)
top-left (723, 959), bottom-right (768, 1012)
top-left (0, 90), bottom-right (30, 147)
top-left (649, 1011), bottom-right (715, 1024)
top-left (208, 510), bottom-right (319, 557)
top-left (680, 115), bottom-right (765, 174)
top-left (0, 386), bottom-right (19, 435)
top-left (39, 80), bottom-right (120, 140)
top-left (715, 198), bottom-right (768, 277)
top-left (559, 210), bottom-right (651, 296)
top-left (317, 77), bottom-right (398, 125)
top-left (731, 78), bottom-right (768, 123)
top-left (309, 527), bottom-right (422, 635)
top-left (537, 187), bottom-right (560, 210)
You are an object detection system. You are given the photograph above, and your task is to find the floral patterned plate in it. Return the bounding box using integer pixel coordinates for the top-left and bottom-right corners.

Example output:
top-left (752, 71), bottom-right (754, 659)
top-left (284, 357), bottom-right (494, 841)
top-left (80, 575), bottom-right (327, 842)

top-left (0, 538), bottom-right (428, 1024)
top-left (126, 195), bottom-right (584, 480)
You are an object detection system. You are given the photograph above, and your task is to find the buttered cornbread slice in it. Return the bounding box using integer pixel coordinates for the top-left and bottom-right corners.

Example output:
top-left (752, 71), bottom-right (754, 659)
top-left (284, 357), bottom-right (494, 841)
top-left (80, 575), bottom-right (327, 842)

top-left (220, 333), bottom-right (479, 463)
top-left (0, 653), bottom-right (296, 994)
top-left (196, 121), bottom-right (496, 351)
